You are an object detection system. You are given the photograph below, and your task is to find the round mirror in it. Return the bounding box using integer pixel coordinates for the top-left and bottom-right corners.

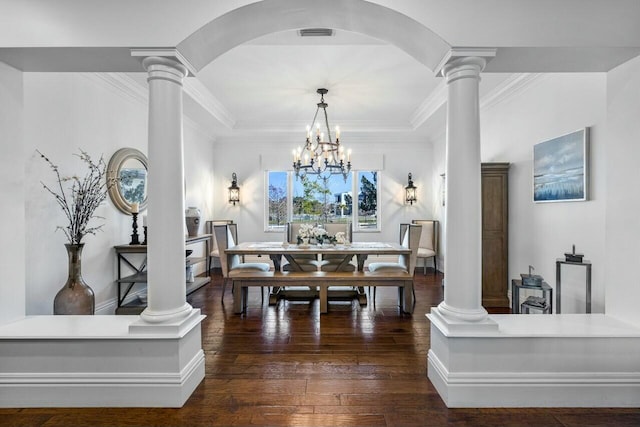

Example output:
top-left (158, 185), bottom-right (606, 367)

top-left (107, 148), bottom-right (148, 215)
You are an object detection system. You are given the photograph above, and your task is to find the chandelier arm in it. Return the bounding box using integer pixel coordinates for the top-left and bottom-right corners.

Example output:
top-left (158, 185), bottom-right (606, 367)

top-left (323, 107), bottom-right (333, 144)
top-left (310, 106), bottom-right (321, 138)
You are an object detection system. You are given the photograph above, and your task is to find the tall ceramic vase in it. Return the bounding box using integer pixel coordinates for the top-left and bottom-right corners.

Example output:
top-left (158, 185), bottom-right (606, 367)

top-left (53, 243), bottom-right (95, 315)
top-left (185, 206), bottom-right (201, 237)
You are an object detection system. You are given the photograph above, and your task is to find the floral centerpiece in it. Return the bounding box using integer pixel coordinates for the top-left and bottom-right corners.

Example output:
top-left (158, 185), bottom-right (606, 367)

top-left (296, 224), bottom-right (337, 245)
top-left (38, 149), bottom-right (115, 315)
top-left (334, 231), bottom-right (348, 244)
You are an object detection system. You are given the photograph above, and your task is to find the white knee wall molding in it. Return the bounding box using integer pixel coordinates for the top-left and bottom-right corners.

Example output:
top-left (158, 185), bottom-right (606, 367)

top-left (0, 313), bottom-right (205, 407)
top-left (427, 312), bottom-right (640, 407)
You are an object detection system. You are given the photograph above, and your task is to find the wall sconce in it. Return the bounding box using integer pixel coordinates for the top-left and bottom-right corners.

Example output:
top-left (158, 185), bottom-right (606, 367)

top-left (405, 173), bottom-right (417, 205)
top-left (228, 172), bottom-right (240, 205)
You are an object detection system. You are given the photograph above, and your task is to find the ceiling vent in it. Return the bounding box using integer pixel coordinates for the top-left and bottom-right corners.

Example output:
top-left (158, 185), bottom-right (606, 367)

top-left (298, 28), bottom-right (334, 37)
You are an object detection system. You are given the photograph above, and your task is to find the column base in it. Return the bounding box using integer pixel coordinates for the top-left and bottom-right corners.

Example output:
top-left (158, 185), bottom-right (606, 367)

top-left (428, 306), bottom-right (498, 335)
top-left (431, 301), bottom-right (489, 323)
top-left (139, 302), bottom-right (194, 325)
top-left (130, 307), bottom-right (204, 335)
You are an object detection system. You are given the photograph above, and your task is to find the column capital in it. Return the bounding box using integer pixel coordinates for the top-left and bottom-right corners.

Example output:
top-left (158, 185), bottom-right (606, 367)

top-left (141, 56), bottom-right (189, 86)
top-left (435, 47), bottom-right (496, 78)
top-left (132, 48), bottom-right (196, 76)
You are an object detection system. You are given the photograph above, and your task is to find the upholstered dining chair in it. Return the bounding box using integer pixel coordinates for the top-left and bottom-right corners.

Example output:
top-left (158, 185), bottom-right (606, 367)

top-left (367, 223), bottom-right (422, 302)
top-left (319, 222), bottom-right (355, 272)
top-left (214, 224), bottom-right (270, 303)
top-left (411, 219), bottom-right (438, 275)
top-left (205, 219), bottom-right (234, 273)
top-left (283, 222), bottom-right (321, 272)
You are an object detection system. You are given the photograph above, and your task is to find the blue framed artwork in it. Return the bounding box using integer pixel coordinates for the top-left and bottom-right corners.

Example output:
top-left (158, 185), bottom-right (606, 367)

top-left (533, 128), bottom-right (589, 202)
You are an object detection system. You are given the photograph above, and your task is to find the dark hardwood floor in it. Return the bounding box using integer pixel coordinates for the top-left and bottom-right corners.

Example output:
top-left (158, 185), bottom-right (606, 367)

top-left (2, 270), bottom-right (640, 426)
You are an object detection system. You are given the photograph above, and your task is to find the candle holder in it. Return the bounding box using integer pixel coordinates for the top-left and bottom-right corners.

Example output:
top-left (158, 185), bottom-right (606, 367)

top-left (130, 212), bottom-right (140, 245)
top-left (142, 226), bottom-right (148, 245)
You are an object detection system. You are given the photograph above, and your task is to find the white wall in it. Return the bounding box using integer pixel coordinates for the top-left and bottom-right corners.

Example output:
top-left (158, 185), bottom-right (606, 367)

top-left (433, 73), bottom-right (607, 312)
top-left (22, 72), bottom-right (214, 315)
top-left (210, 138), bottom-right (435, 245)
top-left (605, 54), bottom-right (640, 324)
top-left (481, 73), bottom-right (607, 314)
top-left (0, 62), bottom-right (25, 323)
top-left (430, 119), bottom-right (447, 271)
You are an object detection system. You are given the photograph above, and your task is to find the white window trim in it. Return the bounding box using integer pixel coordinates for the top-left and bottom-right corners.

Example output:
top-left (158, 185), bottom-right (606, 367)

top-left (264, 170), bottom-right (381, 233)
top-left (353, 170), bottom-right (381, 233)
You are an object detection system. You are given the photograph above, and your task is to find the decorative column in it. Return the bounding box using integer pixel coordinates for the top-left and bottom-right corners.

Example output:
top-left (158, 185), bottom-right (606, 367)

top-left (140, 56), bottom-right (193, 323)
top-left (435, 54), bottom-right (492, 324)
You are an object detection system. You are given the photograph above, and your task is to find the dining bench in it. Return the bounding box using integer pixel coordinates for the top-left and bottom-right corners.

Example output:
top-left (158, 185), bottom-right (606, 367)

top-left (228, 269), bottom-right (415, 314)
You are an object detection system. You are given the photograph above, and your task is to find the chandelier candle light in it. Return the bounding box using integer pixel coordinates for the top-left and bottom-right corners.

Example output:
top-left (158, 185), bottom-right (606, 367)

top-left (293, 88), bottom-right (352, 181)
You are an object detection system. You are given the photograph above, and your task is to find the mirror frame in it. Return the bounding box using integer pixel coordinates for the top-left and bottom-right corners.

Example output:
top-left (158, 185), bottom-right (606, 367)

top-left (107, 148), bottom-right (149, 215)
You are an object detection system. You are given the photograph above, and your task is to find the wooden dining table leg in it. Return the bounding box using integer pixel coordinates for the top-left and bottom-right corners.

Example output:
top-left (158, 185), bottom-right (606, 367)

top-left (319, 286), bottom-right (328, 313)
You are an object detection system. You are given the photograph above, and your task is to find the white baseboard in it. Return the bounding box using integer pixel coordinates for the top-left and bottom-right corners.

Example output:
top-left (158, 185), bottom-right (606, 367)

top-left (95, 289), bottom-right (147, 315)
top-left (428, 350), bottom-right (640, 407)
top-left (0, 351), bottom-right (205, 407)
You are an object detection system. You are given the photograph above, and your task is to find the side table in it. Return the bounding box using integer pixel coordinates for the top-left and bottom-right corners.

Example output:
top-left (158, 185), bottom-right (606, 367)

top-left (511, 279), bottom-right (553, 314)
top-left (114, 234), bottom-right (212, 314)
top-left (555, 258), bottom-right (592, 314)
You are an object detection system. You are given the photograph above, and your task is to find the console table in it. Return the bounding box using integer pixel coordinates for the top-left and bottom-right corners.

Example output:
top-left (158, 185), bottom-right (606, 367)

top-left (556, 258), bottom-right (592, 314)
top-left (114, 234), bottom-right (212, 314)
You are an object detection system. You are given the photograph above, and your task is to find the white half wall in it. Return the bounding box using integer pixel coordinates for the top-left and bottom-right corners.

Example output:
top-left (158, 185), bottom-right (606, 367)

top-left (428, 313), bottom-right (640, 407)
top-left (605, 54), bottom-right (640, 325)
top-left (0, 62), bottom-right (25, 323)
top-left (0, 313), bottom-right (205, 407)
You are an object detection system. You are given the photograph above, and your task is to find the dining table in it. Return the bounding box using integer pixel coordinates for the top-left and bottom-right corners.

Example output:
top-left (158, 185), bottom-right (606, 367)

top-left (225, 241), bottom-right (411, 307)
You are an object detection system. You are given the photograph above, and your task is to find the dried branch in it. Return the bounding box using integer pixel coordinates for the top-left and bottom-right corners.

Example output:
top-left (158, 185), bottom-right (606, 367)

top-left (37, 149), bottom-right (115, 245)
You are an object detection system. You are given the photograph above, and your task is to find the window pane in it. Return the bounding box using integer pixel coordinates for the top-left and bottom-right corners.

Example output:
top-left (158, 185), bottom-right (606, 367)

top-left (292, 174), bottom-right (352, 224)
top-left (357, 171), bottom-right (378, 230)
top-left (267, 171), bottom-right (288, 228)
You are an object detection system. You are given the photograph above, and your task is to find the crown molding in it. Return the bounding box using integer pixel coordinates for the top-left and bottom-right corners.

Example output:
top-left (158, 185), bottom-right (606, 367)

top-left (182, 79), bottom-right (236, 130)
top-left (88, 73), bottom-right (216, 142)
top-left (91, 73), bottom-right (148, 105)
top-left (215, 133), bottom-right (431, 147)
top-left (480, 73), bottom-right (542, 110)
top-left (233, 119), bottom-right (413, 133)
top-left (409, 72), bottom-right (542, 131)
top-left (91, 70), bottom-right (540, 144)
top-left (409, 81), bottom-right (447, 129)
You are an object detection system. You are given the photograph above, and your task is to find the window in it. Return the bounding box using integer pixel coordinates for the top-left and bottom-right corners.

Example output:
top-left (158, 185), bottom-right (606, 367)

top-left (267, 171), bottom-right (288, 229)
top-left (266, 171), bottom-right (380, 232)
top-left (357, 171), bottom-right (378, 230)
top-left (293, 174), bottom-right (353, 224)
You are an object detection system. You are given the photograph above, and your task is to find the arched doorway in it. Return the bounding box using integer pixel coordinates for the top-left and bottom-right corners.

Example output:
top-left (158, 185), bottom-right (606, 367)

top-left (177, 0), bottom-right (450, 73)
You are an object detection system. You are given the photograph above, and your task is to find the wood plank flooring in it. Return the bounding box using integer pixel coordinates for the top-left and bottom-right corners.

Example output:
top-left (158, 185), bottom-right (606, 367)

top-left (2, 270), bottom-right (640, 426)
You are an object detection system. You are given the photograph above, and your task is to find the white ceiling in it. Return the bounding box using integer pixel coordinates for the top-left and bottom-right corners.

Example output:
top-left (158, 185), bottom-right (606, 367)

top-left (3, 0), bottom-right (640, 144)
top-left (171, 29), bottom-right (512, 143)
top-left (199, 30), bottom-right (442, 135)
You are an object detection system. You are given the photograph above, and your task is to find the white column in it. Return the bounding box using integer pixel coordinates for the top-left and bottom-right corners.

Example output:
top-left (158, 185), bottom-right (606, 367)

top-left (140, 56), bottom-right (192, 323)
top-left (437, 56), bottom-right (488, 322)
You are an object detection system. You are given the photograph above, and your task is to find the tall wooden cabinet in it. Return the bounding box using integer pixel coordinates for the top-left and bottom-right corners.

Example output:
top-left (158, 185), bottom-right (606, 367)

top-left (481, 163), bottom-right (510, 307)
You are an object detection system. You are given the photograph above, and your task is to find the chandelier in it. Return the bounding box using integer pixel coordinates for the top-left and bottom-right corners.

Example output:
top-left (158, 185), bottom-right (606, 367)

top-left (292, 88), bottom-right (351, 181)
